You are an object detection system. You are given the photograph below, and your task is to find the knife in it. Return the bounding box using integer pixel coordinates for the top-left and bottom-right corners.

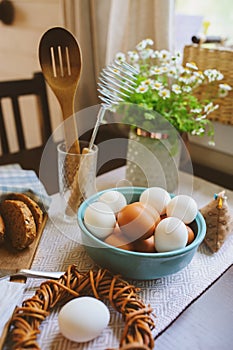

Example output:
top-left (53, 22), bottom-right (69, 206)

top-left (0, 269), bottom-right (64, 281)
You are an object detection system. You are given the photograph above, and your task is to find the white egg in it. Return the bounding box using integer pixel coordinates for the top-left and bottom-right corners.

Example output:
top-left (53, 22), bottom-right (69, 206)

top-left (166, 195), bottom-right (198, 224)
top-left (58, 297), bottom-right (110, 343)
top-left (140, 187), bottom-right (171, 215)
top-left (84, 202), bottom-right (116, 239)
top-left (98, 190), bottom-right (127, 214)
top-left (155, 217), bottom-right (188, 252)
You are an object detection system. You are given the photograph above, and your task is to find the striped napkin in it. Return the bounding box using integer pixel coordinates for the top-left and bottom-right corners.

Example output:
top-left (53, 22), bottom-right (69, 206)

top-left (0, 164), bottom-right (51, 211)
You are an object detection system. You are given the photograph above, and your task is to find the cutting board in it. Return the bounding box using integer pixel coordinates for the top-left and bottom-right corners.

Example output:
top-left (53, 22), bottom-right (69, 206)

top-left (0, 214), bottom-right (47, 271)
top-left (0, 214), bottom-right (48, 350)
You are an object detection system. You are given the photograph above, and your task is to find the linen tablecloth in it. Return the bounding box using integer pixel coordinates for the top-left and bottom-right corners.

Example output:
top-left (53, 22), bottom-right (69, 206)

top-left (6, 168), bottom-right (233, 349)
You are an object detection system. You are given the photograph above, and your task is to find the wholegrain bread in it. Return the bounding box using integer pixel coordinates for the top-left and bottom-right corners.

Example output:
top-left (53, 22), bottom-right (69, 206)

top-left (0, 214), bottom-right (5, 244)
top-left (6, 193), bottom-right (43, 231)
top-left (0, 200), bottom-right (37, 250)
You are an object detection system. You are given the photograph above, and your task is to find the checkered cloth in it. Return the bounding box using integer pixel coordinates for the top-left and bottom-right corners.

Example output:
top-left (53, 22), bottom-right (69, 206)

top-left (0, 164), bottom-right (51, 211)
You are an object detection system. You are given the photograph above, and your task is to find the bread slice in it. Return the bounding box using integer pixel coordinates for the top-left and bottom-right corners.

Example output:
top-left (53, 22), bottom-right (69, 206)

top-left (0, 214), bottom-right (5, 244)
top-left (6, 193), bottom-right (43, 231)
top-left (0, 200), bottom-right (37, 250)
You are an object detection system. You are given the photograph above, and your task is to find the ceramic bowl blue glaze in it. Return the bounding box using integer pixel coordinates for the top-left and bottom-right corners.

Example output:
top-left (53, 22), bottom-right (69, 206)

top-left (77, 187), bottom-right (206, 280)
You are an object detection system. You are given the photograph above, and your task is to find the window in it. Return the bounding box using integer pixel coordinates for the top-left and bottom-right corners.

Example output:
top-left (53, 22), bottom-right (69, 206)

top-left (175, 0), bottom-right (233, 48)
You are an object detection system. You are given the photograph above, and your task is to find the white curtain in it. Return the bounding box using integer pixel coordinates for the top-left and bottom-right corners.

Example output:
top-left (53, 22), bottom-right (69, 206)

top-left (61, 0), bottom-right (175, 111)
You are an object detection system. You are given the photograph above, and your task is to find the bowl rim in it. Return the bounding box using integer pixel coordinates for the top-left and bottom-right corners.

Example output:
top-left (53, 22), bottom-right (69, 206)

top-left (77, 187), bottom-right (206, 258)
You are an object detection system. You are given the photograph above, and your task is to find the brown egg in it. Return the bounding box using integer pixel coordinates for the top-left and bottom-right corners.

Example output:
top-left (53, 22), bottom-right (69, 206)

top-left (104, 225), bottom-right (133, 251)
top-left (186, 225), bottom-right (195, 245)
top-left (132, 235), bottom-right (156, 253)
top-left (143, 204), bottom-right (160, 223)
top-left (117, 202), bottom-right (156, 241)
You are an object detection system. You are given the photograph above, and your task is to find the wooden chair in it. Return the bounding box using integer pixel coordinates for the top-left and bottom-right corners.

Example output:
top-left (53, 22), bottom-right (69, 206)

top-left (0, 72), bottom-right (53, 175)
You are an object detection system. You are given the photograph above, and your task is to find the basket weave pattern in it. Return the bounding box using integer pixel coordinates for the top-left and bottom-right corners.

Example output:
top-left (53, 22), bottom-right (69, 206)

top-left (183, 45), bottom-right (233, 125)
top-left (6, 265), bottom-right (155, 350)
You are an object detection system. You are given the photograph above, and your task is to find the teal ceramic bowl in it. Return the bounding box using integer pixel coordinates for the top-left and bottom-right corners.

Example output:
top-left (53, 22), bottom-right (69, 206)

top-left (77, 187), bottom-right (206, 280)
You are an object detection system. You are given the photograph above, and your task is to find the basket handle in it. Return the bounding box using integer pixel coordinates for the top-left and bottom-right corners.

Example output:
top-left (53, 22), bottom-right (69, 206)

top-left (191, 35), bottom-right (226, 45)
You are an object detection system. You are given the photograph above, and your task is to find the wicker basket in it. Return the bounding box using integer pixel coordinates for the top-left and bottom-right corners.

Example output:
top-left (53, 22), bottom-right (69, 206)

top-left (183, 44), bottom-right (233, 125)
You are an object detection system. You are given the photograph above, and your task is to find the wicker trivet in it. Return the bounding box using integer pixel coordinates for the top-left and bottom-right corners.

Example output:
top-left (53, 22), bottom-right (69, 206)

top-left (5, 265), bottom-right (155, 350)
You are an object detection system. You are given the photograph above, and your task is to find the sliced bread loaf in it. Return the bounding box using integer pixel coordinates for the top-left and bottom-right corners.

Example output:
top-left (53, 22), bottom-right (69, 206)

top-left (0, 200), bottom-right (37, 250)
top-left (6, 193), bottom-right (43, 231)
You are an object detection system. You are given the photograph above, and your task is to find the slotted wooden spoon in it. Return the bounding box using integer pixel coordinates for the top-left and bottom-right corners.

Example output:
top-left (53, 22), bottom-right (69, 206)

top-left (38, 26), bottom-right (82, 154)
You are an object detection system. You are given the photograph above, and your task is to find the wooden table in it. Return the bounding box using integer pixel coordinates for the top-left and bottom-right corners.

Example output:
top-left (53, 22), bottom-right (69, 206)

top-left (4, 166), bottom-right (233, 350)
top-left (155, 265), bottom-right (233, 350)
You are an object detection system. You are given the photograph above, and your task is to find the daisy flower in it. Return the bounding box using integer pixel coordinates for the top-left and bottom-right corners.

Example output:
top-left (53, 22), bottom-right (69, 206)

top-left (116, 52), bottom-right (126, 62)
top-left (172, 84), bottom-right (182, 94)
top-left (149, 66), bottom-right (163, 75)
top-left (136, 84), bottom-right (149, 93)
top-left (158, 88), bottom-right (171, 99)
top-left (141, 79), bottom-right (154, 87)
top-left (204, 102), bottom-right (219, 115)
top-left (151, 81), bottom-right (163, 90)
top-left (127, 51), bottom-right (139, 63)
top-left (204, 69), bottom-right (224, 82)
top-left (218, 83), bottom-right (232, 97)
top-left (140, 48), bottom-right (154, 60)
top-left (136, 38), bottom-right (153, 51)
top-left (159, 49), bottom-right (171, 61)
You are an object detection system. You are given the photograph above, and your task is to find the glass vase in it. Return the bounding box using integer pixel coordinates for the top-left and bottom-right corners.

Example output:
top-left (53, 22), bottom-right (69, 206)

top-left (125, 127), bottom-right (181, 192)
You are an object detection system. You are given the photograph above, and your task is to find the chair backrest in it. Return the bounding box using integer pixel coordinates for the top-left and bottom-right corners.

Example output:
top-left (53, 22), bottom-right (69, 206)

top-left (0, 72), bottom-right (53, 174)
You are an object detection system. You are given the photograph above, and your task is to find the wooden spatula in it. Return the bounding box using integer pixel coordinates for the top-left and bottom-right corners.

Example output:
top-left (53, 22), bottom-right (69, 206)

top-left (38, 26), bottom-right (82, 154)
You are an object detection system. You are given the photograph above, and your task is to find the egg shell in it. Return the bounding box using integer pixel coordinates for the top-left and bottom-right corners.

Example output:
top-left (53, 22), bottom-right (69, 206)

top-left (140, 187), bottom-right (171, 215)
top-left (104, 229), bottom-right (133, 251)
top-left (143, 203), bottom-right (161, 224)
top-left (58, 297), bottom-right (110, 343)
top-left (117, 202), bottom-right (156, 241)
top-left (132, 235), bottom-right (156, 253)
top-left (98, 190), bottom-right (127, 214)
top-left (166, 195), bottom-right (198, 224)
top-left (186, 225), bottom-right (195, 245)
top-left (84, 202), bottom-right (116, 239)
top-left (154, 217), bottom-right (188, 252)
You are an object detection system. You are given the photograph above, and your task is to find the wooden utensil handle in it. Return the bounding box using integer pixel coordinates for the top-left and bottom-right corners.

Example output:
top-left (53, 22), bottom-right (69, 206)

top-left (61, 101), bottom-right (80, 154)
top-left (65, 147), bottom-right (90, 216)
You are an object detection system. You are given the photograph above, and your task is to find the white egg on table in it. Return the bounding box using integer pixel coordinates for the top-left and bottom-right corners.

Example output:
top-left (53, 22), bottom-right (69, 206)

top-left (140, 187), bottom-right (171, 215)
top-left (58, 297), bottom-right (110, 343)
top-left (155, 217), bottom-right (188, 252)
top-left (98, 190), bottom-right (127, 214)
top-left (166, 195), bottom-right (198, 224)
top-left (84, 201), bottom-right (116, 239)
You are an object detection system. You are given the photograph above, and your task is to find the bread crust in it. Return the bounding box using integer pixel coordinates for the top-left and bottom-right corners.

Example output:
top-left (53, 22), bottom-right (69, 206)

top-left (6, 193), bottom-right (43, 231)
top-left (0, 214), bottom-right (5, 244)
top-left (0, 200), bottom-right (36, 250)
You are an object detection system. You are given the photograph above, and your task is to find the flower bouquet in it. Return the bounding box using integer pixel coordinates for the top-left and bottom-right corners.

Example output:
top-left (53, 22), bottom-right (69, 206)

top-left (109, 39), bottom-right (232, 191)
top-left (115, 38), bottom-right (232, 145)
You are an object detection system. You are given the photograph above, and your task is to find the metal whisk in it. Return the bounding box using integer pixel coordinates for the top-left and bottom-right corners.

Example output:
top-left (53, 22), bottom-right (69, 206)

top-left (87, 60), bottom-right (138, 150)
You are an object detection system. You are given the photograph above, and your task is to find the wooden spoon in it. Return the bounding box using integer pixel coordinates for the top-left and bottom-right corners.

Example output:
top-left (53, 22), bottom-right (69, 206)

top-left (38, 26), bottom-right (82, 154)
